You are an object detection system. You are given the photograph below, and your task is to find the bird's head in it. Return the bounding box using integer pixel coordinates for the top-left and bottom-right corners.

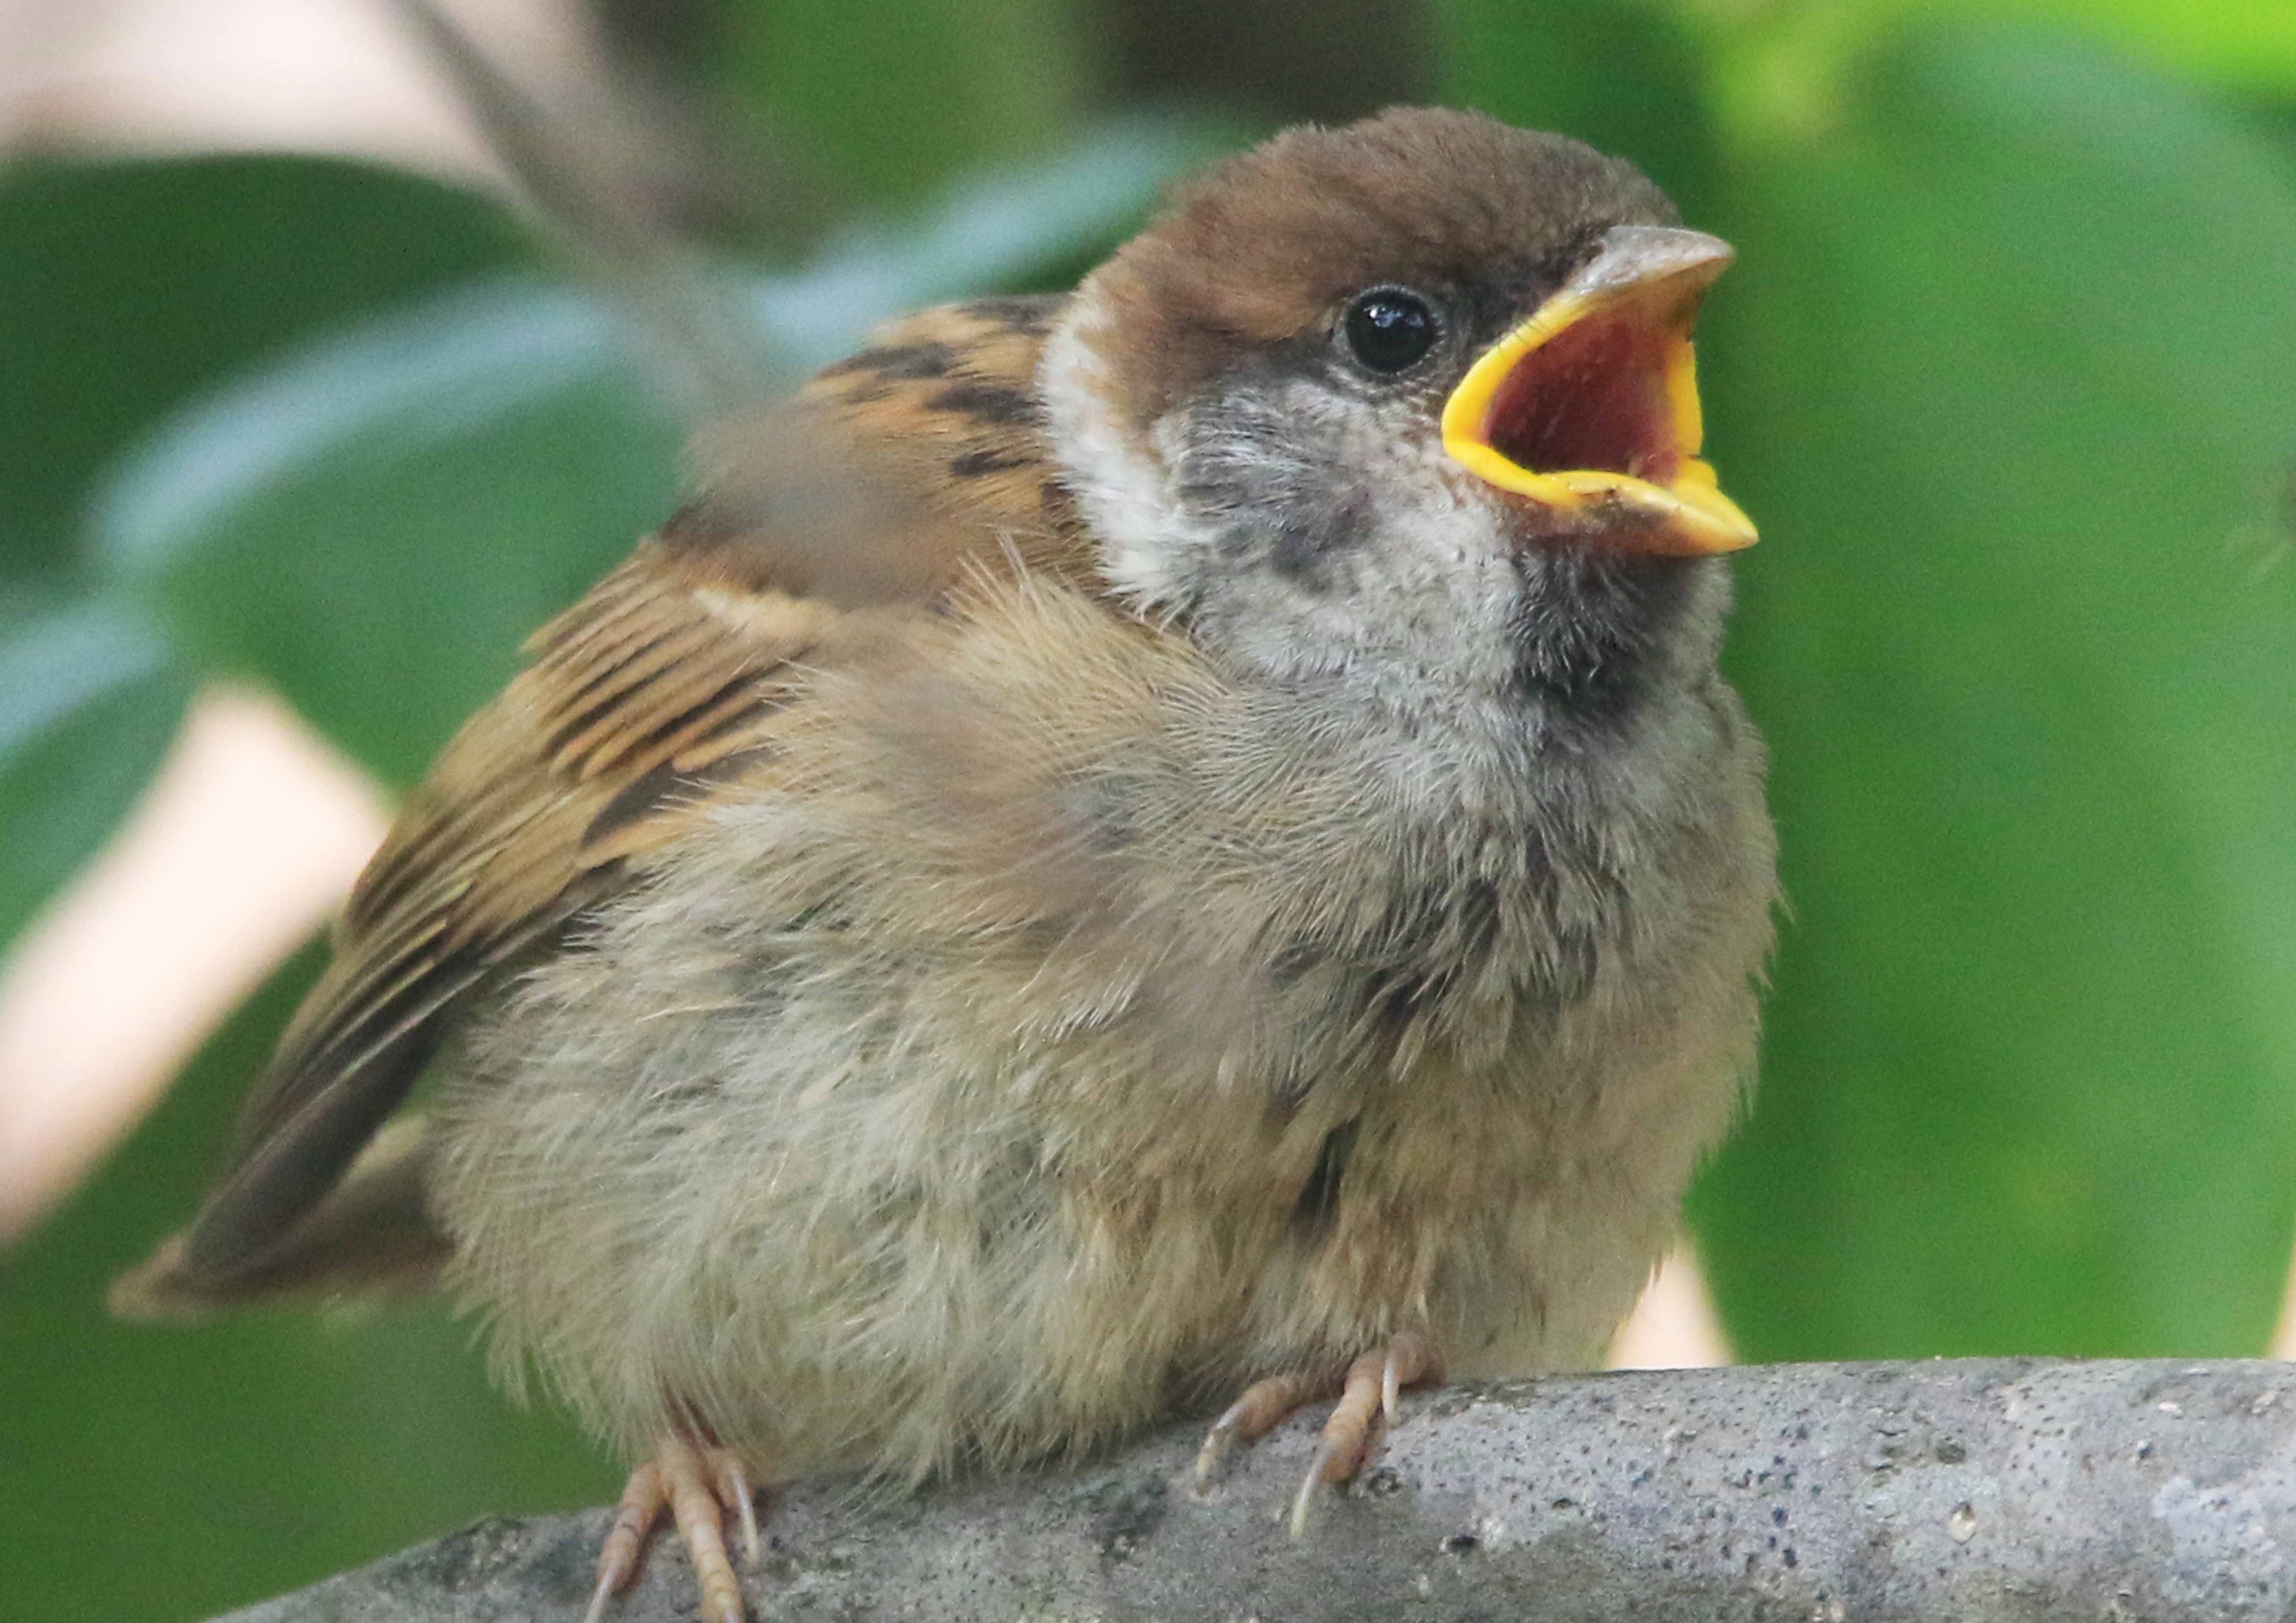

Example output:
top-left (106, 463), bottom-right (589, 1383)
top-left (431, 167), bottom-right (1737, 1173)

top-left (1041, 107), bottom-right (1756, 725)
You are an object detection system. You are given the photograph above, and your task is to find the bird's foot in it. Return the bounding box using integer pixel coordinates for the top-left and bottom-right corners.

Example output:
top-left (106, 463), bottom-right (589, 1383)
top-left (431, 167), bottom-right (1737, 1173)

top-left (1194, 1367), bottom-right (1334, 1482)
top-left (1193, 1334), bottom-right (1441, 1534)
top-left (1286, 1335), bottom-right (1440, 1535)
top-left (585, 1431), bottom-right (765, 1623)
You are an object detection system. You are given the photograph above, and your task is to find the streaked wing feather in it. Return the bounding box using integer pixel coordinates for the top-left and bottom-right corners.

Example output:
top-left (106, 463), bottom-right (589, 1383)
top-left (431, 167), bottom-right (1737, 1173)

top-left (179, 294), bottom-right (1092, 1285)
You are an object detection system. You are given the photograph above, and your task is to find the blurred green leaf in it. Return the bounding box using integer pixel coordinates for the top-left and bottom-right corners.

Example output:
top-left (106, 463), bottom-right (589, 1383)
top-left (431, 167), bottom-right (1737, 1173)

top-left (1911, 1), bottom-right (2296, 96)
top-left (1439, 0), bottom-right (1723, 222)
top-left (0, 156), bottom-right (529, 591)
top-left (95, 283), bottom-right (683, 787)
top-left (718, 0), bottom-right (1085, 209)
top-left (0, 942), bottom-right (617, 1623)
top-left (1696, 0), bottom-right (2296, 162)
top-left (90, 119), bottom-right (1222, 786)
top-left (737, 112), bottom-right (1232, 337)
top-left (0, 604), bottom-right (189, 950)
top-left (1692, 24), bottom-right (2296, 1358)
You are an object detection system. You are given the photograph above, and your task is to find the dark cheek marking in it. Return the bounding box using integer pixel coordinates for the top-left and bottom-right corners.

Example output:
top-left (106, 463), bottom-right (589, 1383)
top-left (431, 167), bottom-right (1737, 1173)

top-left (1268, 490), bottom-right (1371, 589)
top-left (1293, 1120), bottom-right (1360, 1236)
top-left (1268, 522), bottom-right (1325, 586)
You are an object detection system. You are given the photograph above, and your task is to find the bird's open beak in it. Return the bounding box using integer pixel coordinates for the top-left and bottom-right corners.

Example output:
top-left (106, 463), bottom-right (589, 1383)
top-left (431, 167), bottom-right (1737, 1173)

top-left (1442, 224), bottom-right (1757, 555)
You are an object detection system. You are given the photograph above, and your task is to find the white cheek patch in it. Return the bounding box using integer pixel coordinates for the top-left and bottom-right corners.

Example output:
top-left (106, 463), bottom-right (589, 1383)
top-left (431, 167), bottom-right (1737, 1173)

top-left (1038, 291), bottom-right (1536, 714)
top-left (1038, 289), bottom-right (1218, 614)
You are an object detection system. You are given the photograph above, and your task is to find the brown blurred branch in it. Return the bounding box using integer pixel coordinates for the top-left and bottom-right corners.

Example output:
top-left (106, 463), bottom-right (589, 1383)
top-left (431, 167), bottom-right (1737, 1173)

top-left (214, 1358), bottom-right (2296, 1621)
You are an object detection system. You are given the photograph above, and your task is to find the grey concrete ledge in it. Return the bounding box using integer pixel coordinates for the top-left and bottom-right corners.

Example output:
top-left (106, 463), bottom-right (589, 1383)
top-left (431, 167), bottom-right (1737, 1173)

top-left (219, 1358), bottom-right (2296, 1622)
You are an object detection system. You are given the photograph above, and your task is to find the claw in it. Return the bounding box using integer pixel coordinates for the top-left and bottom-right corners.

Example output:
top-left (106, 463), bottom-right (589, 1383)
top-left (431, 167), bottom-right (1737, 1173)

top-left (1201, 1338), bottom-right (1442, 1531)
top-left (586, 1462), bottom-right (664, 1623)
top-left (1194, 1396), bottom-right (1253, 1482)
top-left (1289, 1434), bottom-right (1347, 1537)
top-left (582, 1568), bottom-right (620, 1623)
top-left (583, 1573), bottom-right (617, 1623)
top-left (712, 1453), bottom-right (763, 1568)
top-left (1193, 1369), bottom-right (1326, 1485)
top-left (1286, 1335), bottom-right (1442, 1538)
top-left (587, 1432), bottom-right (766, 1623)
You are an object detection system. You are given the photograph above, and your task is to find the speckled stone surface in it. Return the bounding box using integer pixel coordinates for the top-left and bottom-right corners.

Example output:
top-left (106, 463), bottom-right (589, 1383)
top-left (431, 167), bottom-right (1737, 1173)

top-left (216, 1360), bottom-right (2296, 1622)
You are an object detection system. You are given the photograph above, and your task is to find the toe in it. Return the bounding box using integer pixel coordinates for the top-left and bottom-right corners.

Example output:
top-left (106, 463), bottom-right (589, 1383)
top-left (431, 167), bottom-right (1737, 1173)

top-left (1289, 1338), bottom-right (1442, 1537)
top-left (1195, 1368), bottom-right (1332, 1482)
top-left (660, 1435), bottom-right (747, 1623)
top-left (586, 1433), bottom-right (767, 1623)
top-left (586, 1462), bottom-right (665, 1623)
top-left (1379, 1332), bottom-right (1439, 1423)
top-left (711, 1452), bottom-right (764, 1568)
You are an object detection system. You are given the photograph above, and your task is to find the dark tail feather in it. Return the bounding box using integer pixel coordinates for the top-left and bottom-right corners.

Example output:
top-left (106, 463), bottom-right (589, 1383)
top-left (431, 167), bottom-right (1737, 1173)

top-left (112, 1118), bottom-right (449, 1319)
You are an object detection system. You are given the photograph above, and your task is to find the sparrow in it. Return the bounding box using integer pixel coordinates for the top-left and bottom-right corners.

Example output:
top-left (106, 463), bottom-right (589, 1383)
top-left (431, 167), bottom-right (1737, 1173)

top-left (118, 108), bottom-right (1777, 1623)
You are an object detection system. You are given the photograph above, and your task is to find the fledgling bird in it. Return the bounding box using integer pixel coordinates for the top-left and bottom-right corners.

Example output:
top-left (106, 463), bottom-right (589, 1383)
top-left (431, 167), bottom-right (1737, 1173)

top-left (119, 108), bottom-right (1777, 1623)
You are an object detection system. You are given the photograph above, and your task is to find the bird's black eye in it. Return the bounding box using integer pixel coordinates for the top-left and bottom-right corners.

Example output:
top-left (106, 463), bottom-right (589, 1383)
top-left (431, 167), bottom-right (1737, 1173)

top-left (1342, 286), bottom-right (1439, 373)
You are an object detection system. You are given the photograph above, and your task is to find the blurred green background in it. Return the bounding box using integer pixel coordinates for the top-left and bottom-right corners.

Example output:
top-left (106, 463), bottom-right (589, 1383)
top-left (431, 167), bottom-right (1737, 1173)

top-left (5, 0), bottom-right (2296, 1617)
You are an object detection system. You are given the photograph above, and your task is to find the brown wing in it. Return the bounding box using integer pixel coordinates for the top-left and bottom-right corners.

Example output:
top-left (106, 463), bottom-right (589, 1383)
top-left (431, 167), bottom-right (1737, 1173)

top-left (172, 294), bottom-right (1095, 1287)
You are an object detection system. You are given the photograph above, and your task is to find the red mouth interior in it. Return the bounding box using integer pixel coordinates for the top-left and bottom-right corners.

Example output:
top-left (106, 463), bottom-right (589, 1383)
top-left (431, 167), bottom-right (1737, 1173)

top-left (1484, 308), bottom-right (1683, 486)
